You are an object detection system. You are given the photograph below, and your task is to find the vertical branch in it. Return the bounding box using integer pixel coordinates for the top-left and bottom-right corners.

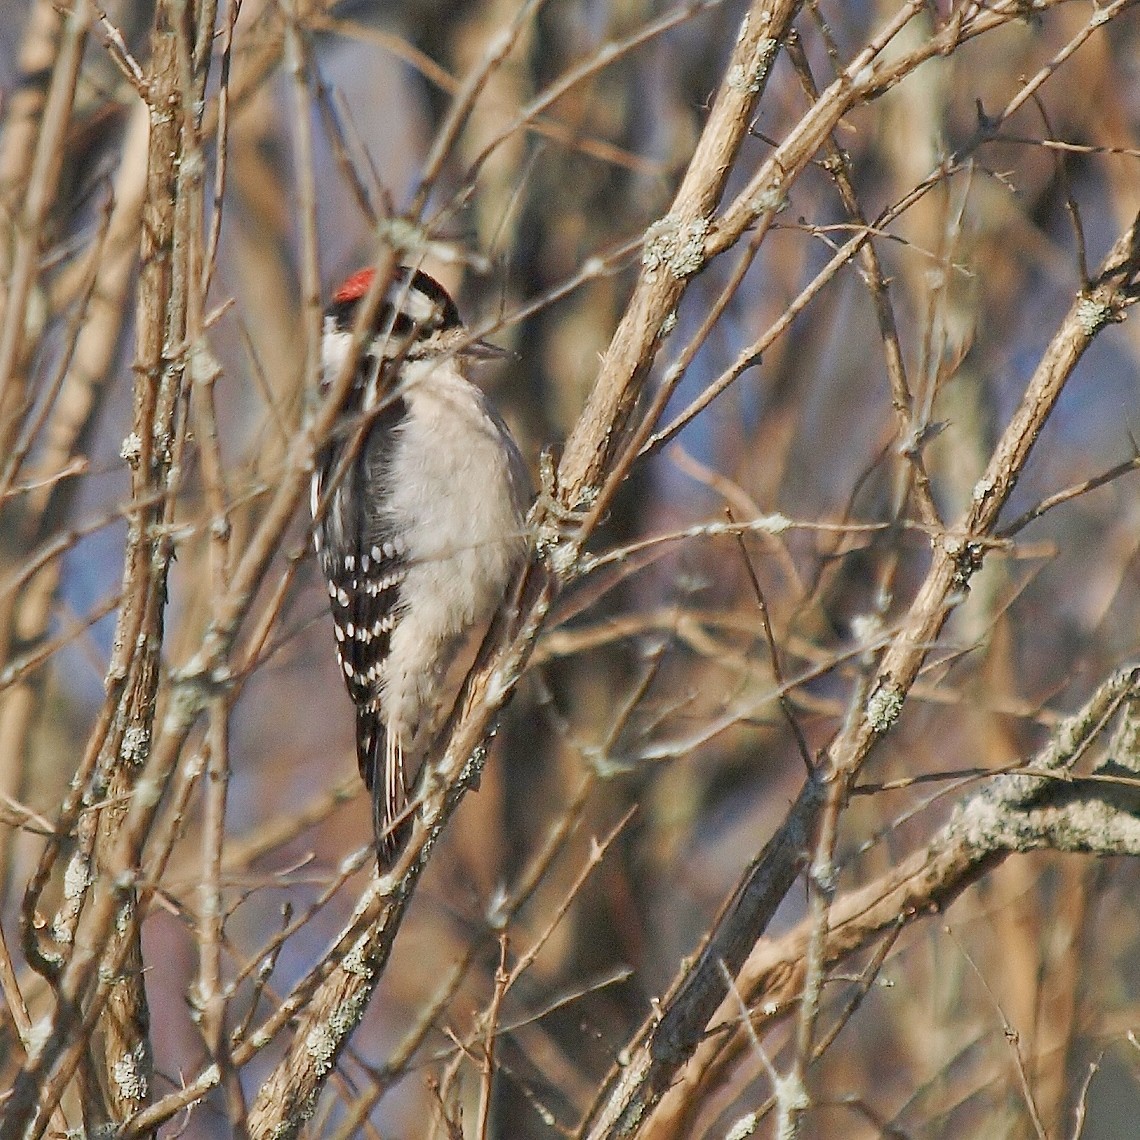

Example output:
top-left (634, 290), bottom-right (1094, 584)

top-left (0, 0), bottom-right (93, 454)
top-left (0, 0), bottom-right (92, 906)
top-left (16, 97), bottom-right (151, 981)
top-left (84, 0), bottom-right (216, 1128)
top-left (197, 699), bottom-right (244, 1133)
top-left (81, 10), bottom-right (182, 1124)
top-left (282, 0), bottom-right (321, 399)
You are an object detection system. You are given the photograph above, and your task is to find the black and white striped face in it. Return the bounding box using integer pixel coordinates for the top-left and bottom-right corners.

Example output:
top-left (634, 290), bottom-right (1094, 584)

top-left (320, 267), bottom-right (464, 389)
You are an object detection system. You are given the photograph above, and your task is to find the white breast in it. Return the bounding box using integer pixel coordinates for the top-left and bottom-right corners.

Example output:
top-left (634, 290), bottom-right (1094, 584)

top-left (379, 357), bottom-right (530, 747)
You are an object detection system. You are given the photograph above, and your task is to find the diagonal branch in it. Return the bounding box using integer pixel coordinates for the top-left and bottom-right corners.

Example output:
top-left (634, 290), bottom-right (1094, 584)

top-left (553, 0), bottom-right (803, 511)
top-left (652, 665), bottom-right (1140, 1139)
top-left (576, 206), bottom-right (1140, 1139)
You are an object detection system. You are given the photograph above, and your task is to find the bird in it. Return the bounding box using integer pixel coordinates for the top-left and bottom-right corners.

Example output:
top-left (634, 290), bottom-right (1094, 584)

top-left (311, 265), bottom-right (530, 865)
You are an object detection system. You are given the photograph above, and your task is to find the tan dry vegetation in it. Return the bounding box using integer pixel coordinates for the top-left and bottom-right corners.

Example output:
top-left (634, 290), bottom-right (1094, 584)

top-left (1, 2), bottom-right (1140, 1138)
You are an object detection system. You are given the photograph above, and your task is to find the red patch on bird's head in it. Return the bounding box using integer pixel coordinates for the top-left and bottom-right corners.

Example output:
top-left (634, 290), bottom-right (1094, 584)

top-left (333, 268), bottom-right (375, 303)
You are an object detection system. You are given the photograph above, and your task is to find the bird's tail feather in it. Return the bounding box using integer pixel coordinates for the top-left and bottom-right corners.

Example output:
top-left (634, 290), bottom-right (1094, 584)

top-left (356, 705), bottom-right (409, 867)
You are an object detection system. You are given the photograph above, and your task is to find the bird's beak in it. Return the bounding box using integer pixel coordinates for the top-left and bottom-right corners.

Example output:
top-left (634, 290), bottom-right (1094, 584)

top-left (464, 337), bottom-right (512, 360)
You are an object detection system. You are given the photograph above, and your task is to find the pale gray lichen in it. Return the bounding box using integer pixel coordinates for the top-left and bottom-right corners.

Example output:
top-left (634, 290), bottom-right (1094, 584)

top-left (774, 1071), bottom-right (811, 1140)
top-left (268, 1088), bottom-right (320, 1140)
top-left (727, 63), bottom-right (750, 92)
top-left (971, 476), bottom-right (995, 503)
top-left (642, 214), bottom-right (710, 281)
top-left (328, 986), bottom-right (369, 1036)
top-left (727, 38), bottom-right (777, 94)
top-left (67, 1126), bottom-right (119, 1140)
top-left (456, 744), bottom-right (489, 796)
top-left (151, 427), bottom-right (173, 466)
top-left (304, 982), bottom-right (372, 1081)
top-left (120, 432), bottom-right (143, 468)
top-left (305, 1022), bottom-right (338, 1077)
top-left (539, 528), bottom-right (580, 578)
top-left (660, 310), bottom-right (677, 337)
top-left (752, 185), bottom-right (788, 216)
top-left (1076, 296), bottom-right (1111, 336)
top-left (726, 1111), bottom-right (760, 1140)
top-left (122, 725), bottom-right (150, 766)
top-left (866, 683), bottom-right (904, 733)
top-left (342, 932), bottom-right (374, 979)
top-left (63, 852), bottom-right (91, 900)
top-left (112, 1042), bottom-right (150, 1101)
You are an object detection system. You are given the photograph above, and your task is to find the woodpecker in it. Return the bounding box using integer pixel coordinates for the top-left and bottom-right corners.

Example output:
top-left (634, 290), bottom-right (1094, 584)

top-left (312, 266), bottom-right (530, 865)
